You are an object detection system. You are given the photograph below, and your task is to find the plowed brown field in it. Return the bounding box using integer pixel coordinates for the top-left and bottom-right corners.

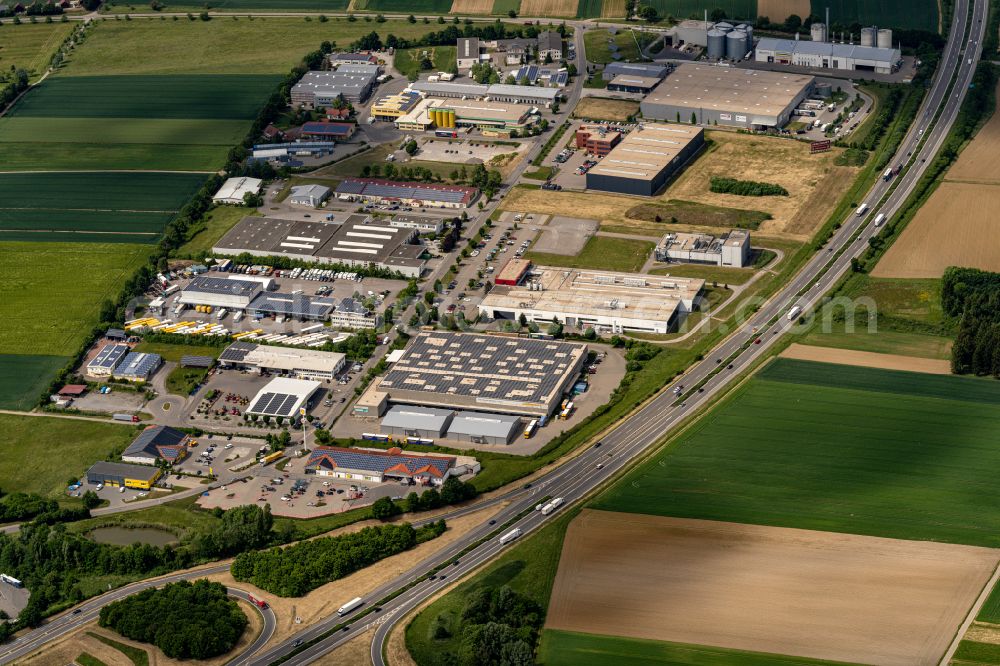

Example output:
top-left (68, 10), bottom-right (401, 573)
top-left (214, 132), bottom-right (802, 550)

top-left (781, 343), bottom-right (951, 373)
top-left (518, 0), bottom-right (577, 16)
top-left (547, 510), bottom-right (999, 666)
top-left (757, 0), bottom-right (810, 22)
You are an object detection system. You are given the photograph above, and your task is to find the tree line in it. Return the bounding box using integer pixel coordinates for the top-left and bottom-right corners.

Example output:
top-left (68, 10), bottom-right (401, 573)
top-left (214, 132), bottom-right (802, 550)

top-left (431, 585), bottom-right (543, 666)
top-left (943, 267), bottom-right (1000, 376)
top-left (231, 521), bottom-right (444, 597)
top-left (709, 177), bottom-right (788, 197)
top-left (99, 580), bottom-right (247, 660)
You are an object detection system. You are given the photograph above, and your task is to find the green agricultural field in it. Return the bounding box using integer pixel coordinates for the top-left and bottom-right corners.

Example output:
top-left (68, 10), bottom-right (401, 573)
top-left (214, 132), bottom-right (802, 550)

top-left (0, 172), bottom-right (206, 212)
top-left (0, 142), bottom-right (232, 173)
top-left (492, 0), bottom-right (520, 13)
top-left (0, 118), bottom-right (249, 146)
top-left (593, 358), bottom-right (1000, 548)
top-left (11, 75), bottom-right (280, 119)
top-left (0, 210), bottom-right (174, 236)
top-left (538, 630), bottom-right (853, 666)
top-left (110, 0), bottom-right (348, 10)
top-left (644, 0), bottom-right (755, 21)
top-left (576, 0), bottom-right (603, 18)
top-left (356, 0), bottom-right (453, 12)
top-left (0, 414), bottom-right (139, 497)
top-left (527, 236), bottom-right (654, 272)
top-left (393, 45), bottom-right (457, 78)
top-left (0, 22), bottom-right (74, 79)
top-left (812, 0), bottom-right (938, 32)
top-left (60, 19), bottom-right (460, 76)
top-left (0, 355), bottom-right (69, 410)
top-left (0, 241), bottom-right (153, 356)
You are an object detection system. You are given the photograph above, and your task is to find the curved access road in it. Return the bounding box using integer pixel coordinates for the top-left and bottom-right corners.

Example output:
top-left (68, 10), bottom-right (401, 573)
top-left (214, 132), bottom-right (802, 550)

top-left (235, 0), bottom-right (986, 663)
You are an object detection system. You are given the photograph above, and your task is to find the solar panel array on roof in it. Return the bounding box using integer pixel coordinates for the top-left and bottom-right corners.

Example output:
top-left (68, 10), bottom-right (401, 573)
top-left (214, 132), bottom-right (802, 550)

top-left (113, 352), bottom-right (161, 379)
top-left (219, 341), bottom-right (257, 363)
top-left (306, 446), bottom-right (454, 477)
top-left (89, 343), bottom-right (130, 370)
top-left (249, 391), bottom-right (300, 417)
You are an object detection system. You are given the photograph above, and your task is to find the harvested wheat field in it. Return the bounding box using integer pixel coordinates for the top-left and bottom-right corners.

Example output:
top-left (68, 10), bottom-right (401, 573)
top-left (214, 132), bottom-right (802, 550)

top-left (945, 82), bottom-right (1000, 184)
top-left (601, 0), bottom-right (625, 17)
top-left (519, 0), bottom-right (578, 16)
top-left (668, 131), bottom-right (856, 240)
top-left (874, 182), bottom-right (1000, 277)
top-left (450, 0), bottom-right (494, 13)
top-left (782, 343), bottom-right (951, 374)
top-left (547, 510), bottom-right (1000, 666)
top-left (757, 0), bottom-right (810, 22)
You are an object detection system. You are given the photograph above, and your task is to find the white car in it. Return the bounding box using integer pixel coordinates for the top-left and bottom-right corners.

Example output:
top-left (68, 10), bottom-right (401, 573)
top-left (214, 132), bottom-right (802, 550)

top-left (96, 484), bottom-right (104, 491)
top-left (322, 481), bottom-right (331, 486)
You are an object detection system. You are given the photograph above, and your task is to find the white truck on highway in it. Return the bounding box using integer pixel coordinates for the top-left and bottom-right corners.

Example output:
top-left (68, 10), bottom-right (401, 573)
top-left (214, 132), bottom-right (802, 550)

top-left (787, 305), bottom-right (802, 321)
top-left (873, 213), bottom-right (886, 227)
top-left (541, 498), bottom-right (564, 515)
top-left (856, 203), bottom-right (870, 216)
top-left (337, 597), bottom-right (363, 616)
top-left (499, 528), bottom-right (522, 545)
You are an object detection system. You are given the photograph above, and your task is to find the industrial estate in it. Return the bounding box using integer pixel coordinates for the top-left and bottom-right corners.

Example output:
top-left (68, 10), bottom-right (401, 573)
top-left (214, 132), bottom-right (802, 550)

top-left (0, 0), bottom-right (996, 665)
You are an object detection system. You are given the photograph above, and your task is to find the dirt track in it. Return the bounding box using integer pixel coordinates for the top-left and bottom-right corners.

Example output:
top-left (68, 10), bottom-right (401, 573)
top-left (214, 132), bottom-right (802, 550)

top-left (781, 343), bottom-right (952, 374)
top-left (547, 510), bottom-right (1000, 666)
top-left (874, 181), bottom-right (1000, 277)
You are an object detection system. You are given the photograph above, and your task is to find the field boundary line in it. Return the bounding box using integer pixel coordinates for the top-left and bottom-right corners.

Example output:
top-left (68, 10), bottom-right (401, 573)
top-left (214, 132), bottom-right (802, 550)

top-left (940, 561), bottom-right (1000, 665)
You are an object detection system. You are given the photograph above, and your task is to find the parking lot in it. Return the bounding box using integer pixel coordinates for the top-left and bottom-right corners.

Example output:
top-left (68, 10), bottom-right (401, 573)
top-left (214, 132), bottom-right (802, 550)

top-left (417, 137), bottom-right (526, 165)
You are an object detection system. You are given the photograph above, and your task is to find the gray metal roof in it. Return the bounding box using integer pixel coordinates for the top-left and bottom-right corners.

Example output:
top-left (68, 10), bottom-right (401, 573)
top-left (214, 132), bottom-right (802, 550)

top-left (381, 405), bottom-right (454, 431)
top-left (89, 343), bottom-right (130, 370)
top-left (603, 62), bottom-right (669, 79)
top-left (756, 37), bottom-right (900, 63)
top-left (448, 411), bottom-right (522, 438)
top-left (410, 81), bottom-right (489, 96)
top-left (486, 83), bottom-right (560, 101)
top-left (248, 292), bottom-right (335, 318)
top-left (113, 352), bottom-right (161, 379)
top-left (336, 297), bottom-right (371, 315)
top-left (289, 184), bottom-right (331, 200)
top-left (335, 63), bottom-right (381, 75)
top-left (88, 461), bottom-right (161, 481)
top-left (537, 31), bottom-right (563, 52)
top-left (124, 425), bottom-right (187, 460)
top-left (185, 276), bottom-right (261, 297)
top-left (293, 70), bottom-right (377, 96)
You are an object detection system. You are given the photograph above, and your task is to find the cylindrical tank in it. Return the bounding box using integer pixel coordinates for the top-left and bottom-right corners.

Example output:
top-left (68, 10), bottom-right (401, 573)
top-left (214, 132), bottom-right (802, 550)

top-left (810, 22), bottom-right (827, 42)
top-left (707, 29), bottom-right (727, 59)
top-left (445, 109), bottom-right (456, 128)
top-left (714, 21), bottom-right (733, 32)
top-left (726, 30), bottom-right (749, 60)
top-left (735, 23), bottom-right (749, 30)
top-left (877, 28), bottom-right (893, 49)
top-left (860, 27), bottom-right (876, 47)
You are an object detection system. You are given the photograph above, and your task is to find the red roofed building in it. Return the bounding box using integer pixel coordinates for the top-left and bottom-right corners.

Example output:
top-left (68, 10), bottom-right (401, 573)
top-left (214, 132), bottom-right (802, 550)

top-left (305, 445), bottom-right (456, 486)
top-left (58, 384), bottom-right (87, 397)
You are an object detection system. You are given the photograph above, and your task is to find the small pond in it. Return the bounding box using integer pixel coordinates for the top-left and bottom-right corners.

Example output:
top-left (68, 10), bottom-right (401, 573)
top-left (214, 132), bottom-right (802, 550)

top-left (88, 526), bottom-right (178, 547)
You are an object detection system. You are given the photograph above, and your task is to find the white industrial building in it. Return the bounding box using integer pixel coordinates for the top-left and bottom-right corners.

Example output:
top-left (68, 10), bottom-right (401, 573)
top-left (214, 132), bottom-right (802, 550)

top-left (329, 297), bottom-right (379, 329)
top-left (246, 376), bottom-right (321, 421)
top-left (87, 343), bottom-right (130, 377)
top-left (219, 341), bottom-right (346, 380)
top-left (656, 230), bottom-right (751, 267)
top-left (755, 38), bottom-right (901, 74)
top-left (447, 411), bottom-right (523, 445)
top-left (288, 184), bottom-right (331, 208)
top-left (180, 276), bottom-right (263, 310)
top-left (389, 214), bottom-right (446, 234)
top-left (212, 177), bottom-right (263, 205)
top-left (479, 265), bottom-right (705, 334)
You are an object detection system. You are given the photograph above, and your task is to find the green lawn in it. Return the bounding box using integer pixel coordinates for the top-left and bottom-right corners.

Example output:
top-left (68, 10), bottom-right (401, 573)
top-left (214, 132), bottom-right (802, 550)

top-left (69, 495), bottom-right (220, 539)
top-left (0, 414), bottom-right (139, 497)
top-left (11, 75), bottom-right (280, 119)
top-left (583, 29), bottom-right (649, 65)
top-left (132, 342), bottom-right (224, 362)
top-left (178, 206), bottom-right (260, 257)
top-left (0, 22), bottom-right (74, 79)
top-left (86, 632), bottom-right (150, 666)
top-left (527, 236), bottom-right (654, 272)
top-left (0, 241), bottom-right (153, 356)
top-left (406, 508), bottom-right (578, 664)
top-left (76, 653), bottom-right (109, 666)
top-left (393, 45), bottom-right (457, 78)
top-left (811, 0), bottom-right (938, 31)
top-left (593, 358), bottom-right (1000, 548)
top-left (800, 329), bottom-right (953, 360)
top-left (60, 19), bottom-right (459, 76)
top-left (492, 0), bottom-right (520, 14)
top-left (538, 630), bottom-right (857, 666)
top-left (649, 262), bottom-right (757, 286)
top-left (0, 355), bottom-right (69, 410)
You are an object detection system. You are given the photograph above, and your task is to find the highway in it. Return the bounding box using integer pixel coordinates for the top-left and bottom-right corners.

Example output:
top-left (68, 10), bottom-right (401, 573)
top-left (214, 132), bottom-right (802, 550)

top-left (1, 3), bottom-right (985, 663)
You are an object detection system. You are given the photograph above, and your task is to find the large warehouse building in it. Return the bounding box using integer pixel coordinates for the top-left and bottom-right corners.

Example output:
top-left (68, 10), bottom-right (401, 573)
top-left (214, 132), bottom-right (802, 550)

top-left (641, 64), bottom-right (814, 130)
top-left (359, 331), bottom-right (587, 418)
top-left (212, 215), bottom-right (426, 277)
top-left (212, 177), bottom-right (263, 205)
top-left (408, 81), bottom-right (561, 107)
top-left (291, 70), bottom-right (378, 107)
top-left (394, 97), bottom-right (536, 133)
top-left (755, 38), bottom-right (901, 74)
top-left (656, 230), bottom-right (751, 267)
top-left (335, 179), bottom-right (478, 210)
top-left (180, 277), bottom-right (263, 310)
top-left (478, 265), bottom-right (705, 334)
top-left (586, 123), bottom-right (705, 197)
top-left (122, 425), bottom-right (190, 465)
top-left (86, 462), bottom-right (162, 490)
top-left (219, 341), bottom-right (346, 380)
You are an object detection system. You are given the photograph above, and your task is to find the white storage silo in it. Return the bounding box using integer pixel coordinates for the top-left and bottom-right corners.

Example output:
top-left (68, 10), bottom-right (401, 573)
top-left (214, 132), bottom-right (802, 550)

top-left (860, 27), bottom-right (876, 47)
top-left (810, 22), bottom-right (827, 42)
top-left (877, 28), bottom-right (893, 49)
